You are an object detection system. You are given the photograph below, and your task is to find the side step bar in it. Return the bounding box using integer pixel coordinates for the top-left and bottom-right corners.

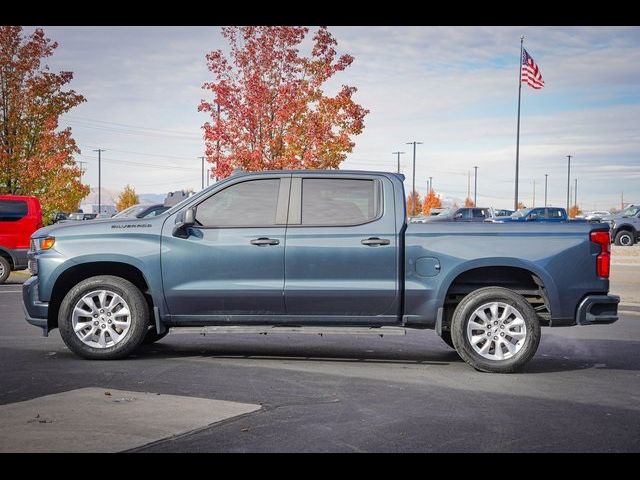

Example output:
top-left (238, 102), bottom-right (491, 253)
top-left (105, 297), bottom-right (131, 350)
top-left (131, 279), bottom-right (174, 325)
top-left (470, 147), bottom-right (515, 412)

top-left (169, 326), bottom-right (406, 337)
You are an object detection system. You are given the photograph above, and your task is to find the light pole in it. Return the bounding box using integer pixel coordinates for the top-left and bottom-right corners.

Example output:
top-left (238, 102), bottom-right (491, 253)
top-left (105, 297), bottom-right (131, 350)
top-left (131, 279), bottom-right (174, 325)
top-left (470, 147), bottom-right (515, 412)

top-left (566, 155), bottom-right (572, 212)
top-left (92, 149), bottom-right (105, 214)
top-left (392, 151), bottom-right (405, 174)
top-left (574, 178), bottom-right (578, 207)
top-left (428, 176), bottom-right (433, 193)
top-left (199, 156), bottom-right (206, 190)
top-left (544, 173), bottom-right (548, 207)
top-left (406, 141), bottom-right (423, 216)
top-left (473, 166), bottom-right (478, 206)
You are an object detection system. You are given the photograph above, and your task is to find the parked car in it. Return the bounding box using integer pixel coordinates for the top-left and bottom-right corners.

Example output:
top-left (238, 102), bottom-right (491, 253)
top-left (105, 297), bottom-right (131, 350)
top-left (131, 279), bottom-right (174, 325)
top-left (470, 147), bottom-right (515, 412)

top-left (493, 208), bottom-right (514, 217)
top-left (423, 207), bottom-right (494, 222)
top-left (64, 212), bottom-right (98, 222)
top-left (602, 204), bottom-right (640, 246)
top-left (51, 212), bottom-right (69, 224)
top-left (23, 170), bottom-right (618, 373)
top-left (113, 203), bottom-right (170, 219)
top-left (491, 207), bottom-right (572, 223)
top-left (0, 194), bottom-right (42, 283)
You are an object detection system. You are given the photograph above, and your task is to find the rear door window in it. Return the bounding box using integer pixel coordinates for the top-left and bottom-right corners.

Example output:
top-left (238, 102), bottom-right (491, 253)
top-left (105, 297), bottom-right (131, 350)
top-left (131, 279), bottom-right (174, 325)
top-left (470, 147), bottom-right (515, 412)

top-left (0, 200), bottom-right (28, 222)
top-left (300, 178), bottom-right (380, 226)
top-left (547, 208), bottom-right (564, 219)
top-left (472, 208), bottom-right (488, 218)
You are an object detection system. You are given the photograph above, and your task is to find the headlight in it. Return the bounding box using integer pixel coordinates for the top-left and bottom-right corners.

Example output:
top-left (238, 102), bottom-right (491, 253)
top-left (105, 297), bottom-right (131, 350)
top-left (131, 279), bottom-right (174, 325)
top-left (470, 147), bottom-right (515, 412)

top-left (32, 236), bottom-right (55, 252)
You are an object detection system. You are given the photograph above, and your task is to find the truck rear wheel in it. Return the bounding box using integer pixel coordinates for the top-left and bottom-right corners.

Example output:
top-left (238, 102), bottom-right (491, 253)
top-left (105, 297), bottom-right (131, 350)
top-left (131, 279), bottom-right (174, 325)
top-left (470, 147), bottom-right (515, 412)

top-left (451, 287), bottom-right (541, 373)
top-left (58, 275), bottom-right (149, 360)
top-left (614, 230), bottom-right (635, 246)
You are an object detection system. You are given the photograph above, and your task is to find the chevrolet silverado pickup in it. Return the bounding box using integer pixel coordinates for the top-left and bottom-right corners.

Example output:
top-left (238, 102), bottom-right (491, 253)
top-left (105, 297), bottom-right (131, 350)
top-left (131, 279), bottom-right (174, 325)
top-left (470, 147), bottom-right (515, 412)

top-left (23, 170), bottom-right (619, 373)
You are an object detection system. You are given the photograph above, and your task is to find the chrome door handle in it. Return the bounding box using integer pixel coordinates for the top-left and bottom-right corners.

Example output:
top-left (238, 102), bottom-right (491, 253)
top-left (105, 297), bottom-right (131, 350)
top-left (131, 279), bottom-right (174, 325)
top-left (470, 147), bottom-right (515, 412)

top-left (361, 237), bottom-right (390, 246)
top-left (250, 237), bottom-right (280, 246)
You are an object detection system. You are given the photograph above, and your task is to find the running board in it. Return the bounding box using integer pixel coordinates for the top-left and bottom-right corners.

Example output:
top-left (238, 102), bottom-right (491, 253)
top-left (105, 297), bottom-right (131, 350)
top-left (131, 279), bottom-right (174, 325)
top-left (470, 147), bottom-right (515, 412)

top-left (168, 326), bottom-right (406, 337)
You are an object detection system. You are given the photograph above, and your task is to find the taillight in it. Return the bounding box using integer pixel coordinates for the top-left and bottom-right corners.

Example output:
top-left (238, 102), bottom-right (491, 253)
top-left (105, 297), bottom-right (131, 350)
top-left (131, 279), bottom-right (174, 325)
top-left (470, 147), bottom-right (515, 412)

top-left (590, 231), bottom-right (610, 278)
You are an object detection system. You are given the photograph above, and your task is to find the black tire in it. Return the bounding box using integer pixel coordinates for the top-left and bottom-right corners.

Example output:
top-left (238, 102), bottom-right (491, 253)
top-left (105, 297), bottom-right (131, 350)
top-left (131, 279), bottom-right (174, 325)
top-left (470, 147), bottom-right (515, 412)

top-left (451, 287), bottom-right (541, 373)
top-left (0, 256), bottom-right (10, 284)
top-left (439, 330), bottom-right (455, 349)
top-left (142, 326), bottom-right (169, 345)
top-left (58, 275), bottom-right (149, 360)
top-left (614, 230), bottom-right (635, 247)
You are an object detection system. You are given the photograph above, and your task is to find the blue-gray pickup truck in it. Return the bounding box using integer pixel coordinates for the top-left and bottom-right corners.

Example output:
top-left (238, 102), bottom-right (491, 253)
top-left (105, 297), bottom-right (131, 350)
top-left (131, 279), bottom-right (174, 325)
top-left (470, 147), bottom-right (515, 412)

top-left (23, 170), bottom-right (619, 373)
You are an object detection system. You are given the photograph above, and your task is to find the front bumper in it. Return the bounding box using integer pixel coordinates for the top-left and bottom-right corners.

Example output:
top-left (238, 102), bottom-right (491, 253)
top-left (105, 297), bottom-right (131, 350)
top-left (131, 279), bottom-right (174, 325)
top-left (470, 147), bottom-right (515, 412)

top-left (576, 294), bottom-right (619, 325)
top-left (22, 276), bottom-right (50, 336)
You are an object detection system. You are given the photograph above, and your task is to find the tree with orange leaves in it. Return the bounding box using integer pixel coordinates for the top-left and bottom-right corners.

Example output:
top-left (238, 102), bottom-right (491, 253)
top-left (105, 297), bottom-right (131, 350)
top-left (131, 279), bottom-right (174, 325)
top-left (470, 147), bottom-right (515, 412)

top-left (407, 192), bottom-right (422, 216)
top-left (0, 26), bottom-right (88, 223)
top-left (199, 26), bottom-right (369, 179)
top-left (422, 189), bottom-right (442, 215)
top-left (568, 205), bottom-right (582, 219)
top-left (517, 202), bottom-right (526, 210)
top-left (464, 197), bottom-right (474, 207)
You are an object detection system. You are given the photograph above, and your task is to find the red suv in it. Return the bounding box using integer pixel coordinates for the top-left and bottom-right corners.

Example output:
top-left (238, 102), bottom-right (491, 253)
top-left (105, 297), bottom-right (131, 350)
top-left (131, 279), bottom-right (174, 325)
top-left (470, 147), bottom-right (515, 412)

top-left (0, 195), bottom-right (43, 283)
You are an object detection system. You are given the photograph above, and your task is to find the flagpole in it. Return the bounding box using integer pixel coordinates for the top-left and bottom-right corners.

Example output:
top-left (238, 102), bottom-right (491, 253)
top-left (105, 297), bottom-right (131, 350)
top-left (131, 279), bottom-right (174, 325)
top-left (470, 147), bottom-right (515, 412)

top-left (514, 35), bottom-right (524, 211)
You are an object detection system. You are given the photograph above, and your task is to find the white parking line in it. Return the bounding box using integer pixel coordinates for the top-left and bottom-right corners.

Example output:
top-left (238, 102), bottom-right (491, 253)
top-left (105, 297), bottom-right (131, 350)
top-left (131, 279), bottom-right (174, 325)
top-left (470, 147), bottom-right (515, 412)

top-left (0, 290), bottom-right (21, 294)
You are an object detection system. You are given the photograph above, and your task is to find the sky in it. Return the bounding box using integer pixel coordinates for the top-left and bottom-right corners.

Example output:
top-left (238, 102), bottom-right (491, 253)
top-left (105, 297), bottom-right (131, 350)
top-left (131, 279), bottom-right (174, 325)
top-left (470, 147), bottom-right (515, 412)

top-left (30, 25), bottom-right (640, 210)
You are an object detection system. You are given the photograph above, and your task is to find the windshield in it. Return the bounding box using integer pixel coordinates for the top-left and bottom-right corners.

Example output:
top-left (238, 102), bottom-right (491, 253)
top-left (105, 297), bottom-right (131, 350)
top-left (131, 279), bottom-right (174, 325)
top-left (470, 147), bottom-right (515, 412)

top-left (621, 205), bottom-right (640, 216)
top-left (114, 204), bottom-right (147, 218)
top-left (511, 208), bottom-right (532, 218)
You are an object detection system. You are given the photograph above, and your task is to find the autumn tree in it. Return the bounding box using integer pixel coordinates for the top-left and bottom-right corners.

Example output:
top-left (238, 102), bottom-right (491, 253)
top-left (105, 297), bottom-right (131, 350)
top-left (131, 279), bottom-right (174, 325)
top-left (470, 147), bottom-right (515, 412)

top-left (407, 191), bottom-right (422, 216)
top-left (464, 197), bottom-right (474, 207)
top-left (199, 26), bottom-right (369, 179)
top-left (116, 184), bottom-right (139, 212)
top-left (422, 189), bottom-right (442, 215)
top-left (517, 202), bottom-right (526, 210)
top-left (568, 204), bottom-right (582, 219)
top-left (0, 26), bottom-right (88, 223)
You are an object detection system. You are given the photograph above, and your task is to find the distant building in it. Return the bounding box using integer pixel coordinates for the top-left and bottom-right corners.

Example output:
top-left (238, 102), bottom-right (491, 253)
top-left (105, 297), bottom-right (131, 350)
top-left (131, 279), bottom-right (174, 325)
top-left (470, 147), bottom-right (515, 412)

top-left (164, 190), bottom-right (192, 206)
top-left (79, 204), bottom-right (117, 215)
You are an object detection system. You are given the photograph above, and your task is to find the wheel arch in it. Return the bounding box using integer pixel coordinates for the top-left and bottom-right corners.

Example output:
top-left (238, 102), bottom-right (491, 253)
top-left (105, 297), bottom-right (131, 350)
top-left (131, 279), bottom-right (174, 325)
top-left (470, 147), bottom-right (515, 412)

top-left (48, 261), bottom-right (155, 329)
top-left (0, 248), bottom-right (15, 269)
top-left (436, 259), bottom-right (558, 329)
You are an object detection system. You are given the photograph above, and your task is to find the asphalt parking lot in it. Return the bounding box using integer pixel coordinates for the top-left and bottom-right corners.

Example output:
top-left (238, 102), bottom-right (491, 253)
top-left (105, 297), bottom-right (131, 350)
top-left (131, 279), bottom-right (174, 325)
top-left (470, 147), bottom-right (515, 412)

top-left (1, 252), bottom-right (639, 452)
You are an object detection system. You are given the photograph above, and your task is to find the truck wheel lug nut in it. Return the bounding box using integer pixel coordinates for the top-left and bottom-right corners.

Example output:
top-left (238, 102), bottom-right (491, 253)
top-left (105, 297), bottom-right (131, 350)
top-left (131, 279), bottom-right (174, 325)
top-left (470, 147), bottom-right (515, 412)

top-left (500, 332), bottom-right (505, 337)
top-left (100, 309), bottom-right (104, 313)
top-left (93, 321), bottom-right (98, 326)
top-left (93, 314), bottom-right (98, 318)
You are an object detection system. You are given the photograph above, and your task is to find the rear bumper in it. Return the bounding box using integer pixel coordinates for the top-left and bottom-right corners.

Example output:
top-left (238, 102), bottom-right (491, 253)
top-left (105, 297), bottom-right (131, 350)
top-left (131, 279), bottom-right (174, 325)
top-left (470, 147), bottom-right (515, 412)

top-left (576, 294), bottom-right (619, 325)
top-left (22, 276), bottom-right (50, 336)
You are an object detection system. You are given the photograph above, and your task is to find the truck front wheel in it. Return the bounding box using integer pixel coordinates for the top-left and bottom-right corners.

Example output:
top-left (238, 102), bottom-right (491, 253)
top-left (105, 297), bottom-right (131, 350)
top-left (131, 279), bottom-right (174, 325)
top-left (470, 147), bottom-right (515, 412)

top-left (58, 275), bottom-right (149, 360)
top-left (451, 287), bottom-right (541, 373)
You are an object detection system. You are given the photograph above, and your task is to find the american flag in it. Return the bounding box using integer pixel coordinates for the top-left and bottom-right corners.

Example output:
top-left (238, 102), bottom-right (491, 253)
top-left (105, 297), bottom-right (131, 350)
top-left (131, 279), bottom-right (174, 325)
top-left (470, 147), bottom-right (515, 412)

top-left (521, 48), bottom-right (544, 89)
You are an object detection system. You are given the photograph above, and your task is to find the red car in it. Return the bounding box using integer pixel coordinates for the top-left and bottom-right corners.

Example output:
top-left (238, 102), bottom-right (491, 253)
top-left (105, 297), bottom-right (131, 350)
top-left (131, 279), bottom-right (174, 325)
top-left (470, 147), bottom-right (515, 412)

top-left (0, 195), bottom-right (43, 283)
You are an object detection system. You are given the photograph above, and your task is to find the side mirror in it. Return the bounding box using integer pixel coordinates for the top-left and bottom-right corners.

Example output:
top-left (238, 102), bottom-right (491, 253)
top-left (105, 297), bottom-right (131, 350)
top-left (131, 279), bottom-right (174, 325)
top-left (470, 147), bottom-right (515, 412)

top-left (528, 213), bottom-right (538, 220)
top-left (173, 207), bottom-right (196, 238)
top-left (454, 213), bottom-right (463, 220)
